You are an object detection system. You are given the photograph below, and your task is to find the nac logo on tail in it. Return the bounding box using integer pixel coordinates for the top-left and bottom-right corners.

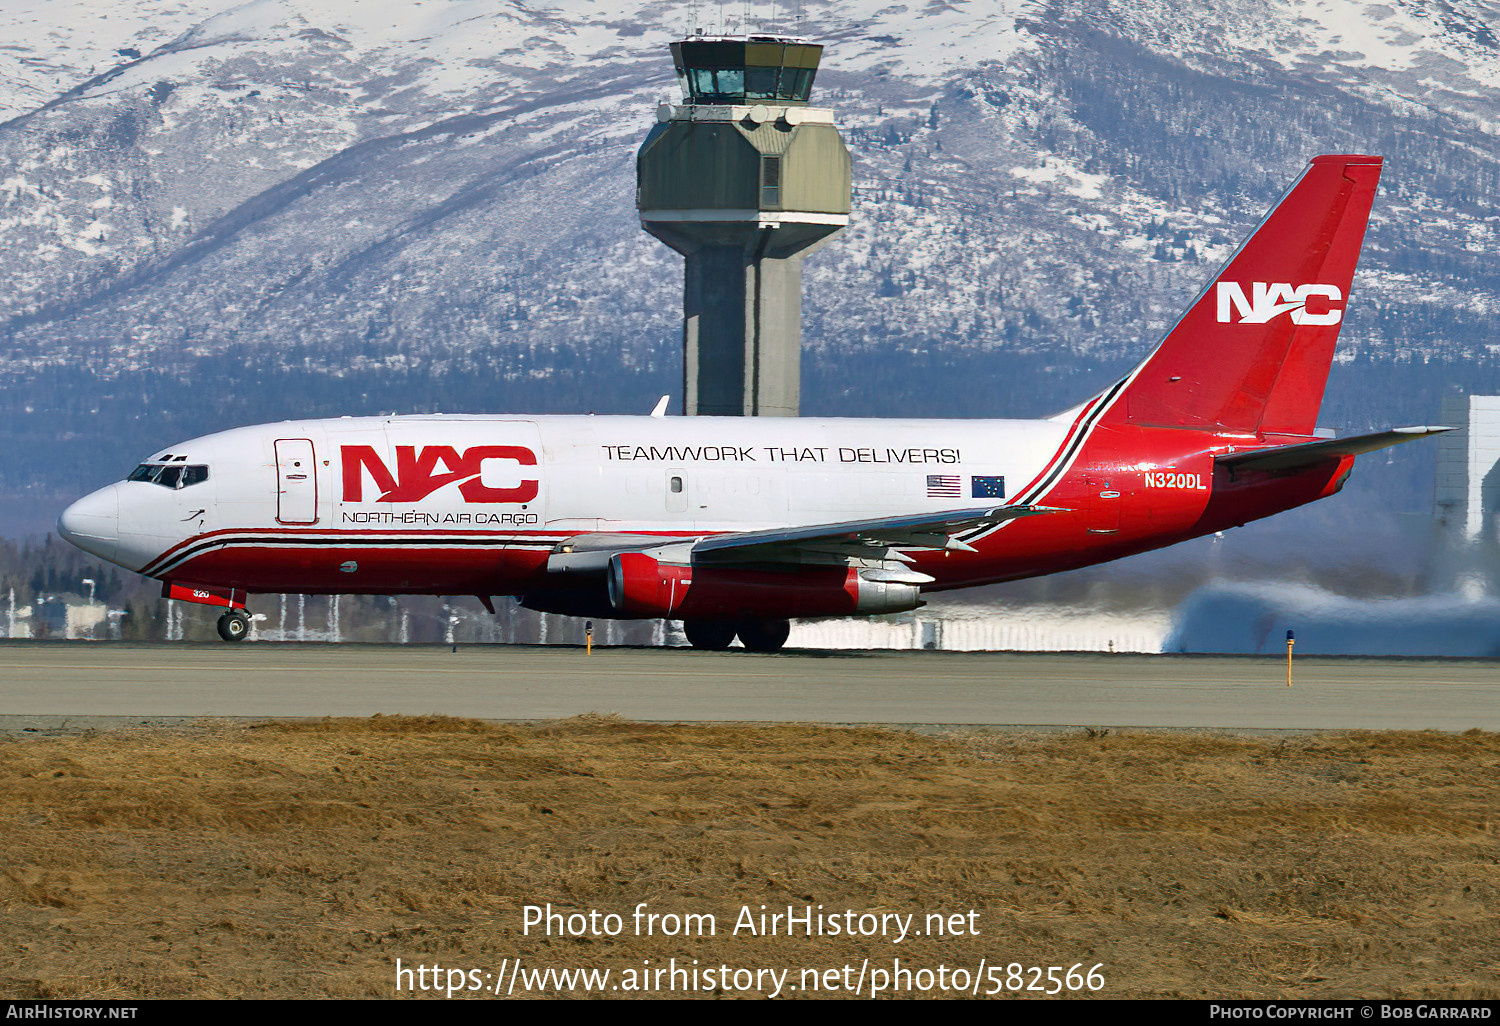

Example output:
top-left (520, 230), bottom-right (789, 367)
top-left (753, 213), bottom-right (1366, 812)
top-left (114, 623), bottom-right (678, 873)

top-left (1216, 282), bottom-right (1343, 325)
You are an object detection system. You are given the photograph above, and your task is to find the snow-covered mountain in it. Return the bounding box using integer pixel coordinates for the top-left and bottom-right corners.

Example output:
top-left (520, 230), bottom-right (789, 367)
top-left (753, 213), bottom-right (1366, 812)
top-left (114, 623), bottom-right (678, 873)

top-left (2, 0), bottom-right (1499, 534)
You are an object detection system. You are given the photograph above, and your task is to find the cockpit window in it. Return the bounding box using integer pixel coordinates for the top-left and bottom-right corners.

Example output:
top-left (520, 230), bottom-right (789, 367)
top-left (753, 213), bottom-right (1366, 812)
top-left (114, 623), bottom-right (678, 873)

top-left (126, 463), bottom-right (210, 489)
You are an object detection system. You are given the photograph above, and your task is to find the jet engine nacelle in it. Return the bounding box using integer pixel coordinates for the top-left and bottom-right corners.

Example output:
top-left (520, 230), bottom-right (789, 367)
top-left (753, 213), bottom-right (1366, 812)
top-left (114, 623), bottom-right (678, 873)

top-left (606, 552), bottom-right (922, 620)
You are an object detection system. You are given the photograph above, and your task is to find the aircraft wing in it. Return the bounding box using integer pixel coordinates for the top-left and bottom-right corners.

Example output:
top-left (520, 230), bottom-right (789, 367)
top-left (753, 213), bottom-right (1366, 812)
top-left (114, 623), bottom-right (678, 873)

top-left (546, 505), bottom-right (1063, 574)
top-left (1216, 426), bottom-right (1452, 475)
top-left (689, 504), bottom-right (1061, 563)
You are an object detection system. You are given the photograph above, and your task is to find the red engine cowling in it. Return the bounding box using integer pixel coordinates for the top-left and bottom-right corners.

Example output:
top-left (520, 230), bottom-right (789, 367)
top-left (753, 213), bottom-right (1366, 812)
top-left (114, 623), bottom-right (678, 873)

top-left (607, 552), bottom-right (922, 620)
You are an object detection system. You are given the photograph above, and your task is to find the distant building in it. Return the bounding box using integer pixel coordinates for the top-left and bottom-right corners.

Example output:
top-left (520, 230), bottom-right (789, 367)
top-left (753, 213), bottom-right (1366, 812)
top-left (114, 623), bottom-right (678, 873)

top-left (6, 589), bottom-right (30, 639)
top-left (788, 604), bottom-right (1171, 653)
top-left (1435, 395), bottom-right (1500, 542)
top-left (1432, 395), bottom-right (1500, 598)
top-left (30, 594), bottom-right (107, 639)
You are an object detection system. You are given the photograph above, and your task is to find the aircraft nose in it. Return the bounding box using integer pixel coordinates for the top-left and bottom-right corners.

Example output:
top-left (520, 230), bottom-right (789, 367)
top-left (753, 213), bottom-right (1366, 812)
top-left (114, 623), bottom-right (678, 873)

top-left (57, 485), bottom-right (120, 564)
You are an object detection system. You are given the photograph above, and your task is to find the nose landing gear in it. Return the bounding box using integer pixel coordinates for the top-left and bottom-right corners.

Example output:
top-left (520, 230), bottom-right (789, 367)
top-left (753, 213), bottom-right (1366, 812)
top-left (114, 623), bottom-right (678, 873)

top-left (216, 609), bottom-right (251, 642)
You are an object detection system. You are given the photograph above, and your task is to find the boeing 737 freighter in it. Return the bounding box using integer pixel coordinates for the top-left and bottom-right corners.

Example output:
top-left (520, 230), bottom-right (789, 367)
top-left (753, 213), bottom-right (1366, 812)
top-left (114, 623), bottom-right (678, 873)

top-left (57, 154), bottom-right (1446, 648)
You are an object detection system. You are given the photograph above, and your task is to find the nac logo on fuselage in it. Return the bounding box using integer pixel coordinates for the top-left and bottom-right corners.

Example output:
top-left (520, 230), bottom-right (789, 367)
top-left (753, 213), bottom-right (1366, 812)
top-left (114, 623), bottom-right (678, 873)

top-left (341, 445), bottom-right (539, 504)
top-left (1215, 282), bottom-right (1343, 326)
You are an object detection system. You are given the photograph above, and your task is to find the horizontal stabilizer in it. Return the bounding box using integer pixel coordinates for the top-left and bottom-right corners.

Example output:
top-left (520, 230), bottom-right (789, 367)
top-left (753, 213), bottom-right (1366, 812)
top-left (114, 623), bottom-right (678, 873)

top-left (1215, 426), bottom-right (1452, 475)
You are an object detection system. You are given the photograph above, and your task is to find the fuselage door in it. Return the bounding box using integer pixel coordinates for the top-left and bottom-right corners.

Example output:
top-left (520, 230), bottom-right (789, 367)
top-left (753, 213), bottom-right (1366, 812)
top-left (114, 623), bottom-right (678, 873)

top-left (1084, 472), bottom-right (1121, 535)
top-left (275, 438), bottom-right (319, 525)
top-left (666, 468), bottom-right (688, 513)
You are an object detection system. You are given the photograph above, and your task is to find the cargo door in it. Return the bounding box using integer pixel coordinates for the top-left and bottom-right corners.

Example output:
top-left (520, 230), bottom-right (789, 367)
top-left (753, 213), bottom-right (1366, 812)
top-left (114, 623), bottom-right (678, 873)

top-left (275, 438), bottom-right (319, 525)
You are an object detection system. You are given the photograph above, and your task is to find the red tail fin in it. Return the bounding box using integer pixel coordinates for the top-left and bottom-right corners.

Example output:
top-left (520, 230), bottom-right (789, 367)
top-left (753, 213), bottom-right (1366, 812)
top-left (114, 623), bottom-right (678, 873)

top-left (1104, 154), bottom-right (1382, 435)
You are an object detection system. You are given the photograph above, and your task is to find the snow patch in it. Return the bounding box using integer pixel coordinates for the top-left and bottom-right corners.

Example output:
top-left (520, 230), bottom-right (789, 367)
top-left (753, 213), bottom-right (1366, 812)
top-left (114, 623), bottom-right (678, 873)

top-left (1010, 158), bottom-right (1109, 199)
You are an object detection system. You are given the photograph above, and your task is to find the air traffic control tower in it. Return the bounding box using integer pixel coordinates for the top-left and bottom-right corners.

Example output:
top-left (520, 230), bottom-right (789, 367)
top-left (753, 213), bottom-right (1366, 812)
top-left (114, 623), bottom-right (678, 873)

top-left (637, 36), bottom-right (851, 416)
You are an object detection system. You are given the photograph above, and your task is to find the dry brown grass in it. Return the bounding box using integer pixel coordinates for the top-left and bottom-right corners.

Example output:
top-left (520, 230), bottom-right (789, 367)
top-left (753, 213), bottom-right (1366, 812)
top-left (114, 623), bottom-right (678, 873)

top-left (0, 716), bottom-right (1496, 998)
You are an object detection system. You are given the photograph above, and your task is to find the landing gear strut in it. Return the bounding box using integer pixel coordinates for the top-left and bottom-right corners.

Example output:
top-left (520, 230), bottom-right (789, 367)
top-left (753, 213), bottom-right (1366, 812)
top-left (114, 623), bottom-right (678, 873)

top-left (216, 609), bottom-right (250, 643)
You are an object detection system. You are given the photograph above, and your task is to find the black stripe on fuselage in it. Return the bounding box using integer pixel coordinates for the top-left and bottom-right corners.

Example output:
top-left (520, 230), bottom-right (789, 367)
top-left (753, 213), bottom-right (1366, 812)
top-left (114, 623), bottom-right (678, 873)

top-left (1016, 375), bottom-right (1130, 505)
top-left (959, 374), bottom-right (1132, 545)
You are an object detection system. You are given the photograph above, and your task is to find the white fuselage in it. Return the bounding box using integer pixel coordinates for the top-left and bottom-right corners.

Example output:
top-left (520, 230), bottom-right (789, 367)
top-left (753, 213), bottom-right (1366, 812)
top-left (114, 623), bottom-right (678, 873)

top-left (60, 413), bottom-right (1068, 589)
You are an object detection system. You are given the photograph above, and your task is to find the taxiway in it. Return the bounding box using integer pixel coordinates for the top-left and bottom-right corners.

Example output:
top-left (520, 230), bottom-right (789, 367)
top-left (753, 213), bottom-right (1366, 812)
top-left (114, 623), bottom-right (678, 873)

top-left (0, 642), bottom-right (1494, 732)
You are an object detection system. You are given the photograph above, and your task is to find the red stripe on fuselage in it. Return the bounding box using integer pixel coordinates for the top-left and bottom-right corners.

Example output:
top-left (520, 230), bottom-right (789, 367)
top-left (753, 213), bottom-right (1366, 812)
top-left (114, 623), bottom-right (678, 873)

top-left (140, 527), bottom-right (603, 579)
top-left (171, 541), bottom-right (556, 595)
top-left (145, 527), bottom-right (705, 595)
top-left (139, 525), bottom-right (579, 576)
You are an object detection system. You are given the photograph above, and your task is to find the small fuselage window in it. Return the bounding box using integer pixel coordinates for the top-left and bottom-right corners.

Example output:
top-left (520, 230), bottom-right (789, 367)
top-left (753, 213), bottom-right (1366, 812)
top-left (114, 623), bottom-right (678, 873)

top-left (126, 463), bottom-right (210, 489)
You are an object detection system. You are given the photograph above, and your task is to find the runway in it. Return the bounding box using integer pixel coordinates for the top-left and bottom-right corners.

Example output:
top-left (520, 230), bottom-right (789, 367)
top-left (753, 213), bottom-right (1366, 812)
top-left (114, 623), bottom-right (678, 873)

top-left (0, 641), bottom-right (1496, 732)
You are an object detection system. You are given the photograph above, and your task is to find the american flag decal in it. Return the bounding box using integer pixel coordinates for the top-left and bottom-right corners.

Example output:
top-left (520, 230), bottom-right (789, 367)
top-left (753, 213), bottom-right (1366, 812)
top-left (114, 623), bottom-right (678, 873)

top-left (927, 474), bottom-right (962, 498)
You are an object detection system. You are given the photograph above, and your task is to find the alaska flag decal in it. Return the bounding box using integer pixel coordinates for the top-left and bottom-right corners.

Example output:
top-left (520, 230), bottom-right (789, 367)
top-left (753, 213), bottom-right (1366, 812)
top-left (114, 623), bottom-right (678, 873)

top-left (972, 475), bottom-right (1005, 499)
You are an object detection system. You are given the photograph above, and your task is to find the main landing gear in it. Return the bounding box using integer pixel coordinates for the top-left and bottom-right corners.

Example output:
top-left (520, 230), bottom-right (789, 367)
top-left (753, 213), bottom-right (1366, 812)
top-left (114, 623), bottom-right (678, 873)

top-left (682, 618), bottom-right (791, 652)
top-left (216, 609), bottom-right (250, 643)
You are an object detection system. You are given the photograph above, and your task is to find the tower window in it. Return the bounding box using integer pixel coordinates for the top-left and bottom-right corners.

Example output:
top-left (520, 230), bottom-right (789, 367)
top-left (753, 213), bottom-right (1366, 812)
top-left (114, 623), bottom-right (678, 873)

top-left (761, 155), bottom-right (781, 208)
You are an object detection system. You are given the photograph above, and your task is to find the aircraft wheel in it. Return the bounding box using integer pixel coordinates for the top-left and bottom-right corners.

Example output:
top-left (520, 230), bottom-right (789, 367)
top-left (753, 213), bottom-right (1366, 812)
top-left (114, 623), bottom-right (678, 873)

top-left (737, 619), bottom-right (790, 653)
top-left (217, 609), bottom-right (250, 643)
top-left (682, 620), bottom-right (736, 651)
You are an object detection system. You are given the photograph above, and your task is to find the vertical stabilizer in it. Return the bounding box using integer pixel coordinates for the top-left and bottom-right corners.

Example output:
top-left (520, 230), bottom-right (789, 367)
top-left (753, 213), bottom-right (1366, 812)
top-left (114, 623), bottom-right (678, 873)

top-left (1104, 154), bottom-right (1382, 436)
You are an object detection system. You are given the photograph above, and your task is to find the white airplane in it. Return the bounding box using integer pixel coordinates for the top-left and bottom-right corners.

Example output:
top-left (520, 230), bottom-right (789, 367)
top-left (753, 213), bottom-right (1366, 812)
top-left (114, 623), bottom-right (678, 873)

top-left (57, 154), bottom-right (1447, 647)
